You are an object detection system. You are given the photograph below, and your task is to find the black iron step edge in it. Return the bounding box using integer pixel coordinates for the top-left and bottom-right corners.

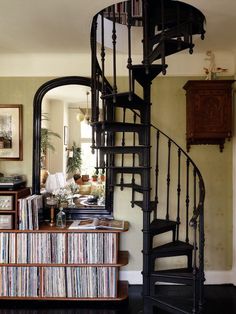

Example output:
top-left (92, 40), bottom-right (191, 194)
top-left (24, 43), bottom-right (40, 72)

top-left (92, 121), bottom-right (148, 146)
top-left (147, 295), bottom-right (193, 314)
top-left (108, 166), bottom-right (151, 175)
top-left (114, 183), bottom-right (151, 193)
top-left (150, 269), bottom-right (195, 285)
top-left (102, 92), bottom-right (148, 123)
top-left (150, 218), bottom-right (177, 235)
top-left (148, 38), bottom-right (194, 64)
top-left (131, 64), bottom-right (168, 86)
top-left (131, 200), bottom-right (156, 211)
top-left (152, 240), bottom-right (193, 256)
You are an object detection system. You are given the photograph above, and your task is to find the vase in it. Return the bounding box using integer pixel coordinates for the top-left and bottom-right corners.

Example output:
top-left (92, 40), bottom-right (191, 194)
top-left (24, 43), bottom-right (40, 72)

top-left (56, 207), bottom-right (66, 228)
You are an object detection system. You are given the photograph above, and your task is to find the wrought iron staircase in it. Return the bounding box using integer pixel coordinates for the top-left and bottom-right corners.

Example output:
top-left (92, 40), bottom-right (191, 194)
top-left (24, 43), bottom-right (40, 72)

top-left (90, 1), bottom-right (206, 313)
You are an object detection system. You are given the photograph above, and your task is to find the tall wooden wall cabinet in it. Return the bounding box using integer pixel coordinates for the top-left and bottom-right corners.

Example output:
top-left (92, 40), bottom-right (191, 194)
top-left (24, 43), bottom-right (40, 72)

top-left (183, 80), bottom-right (235, 152)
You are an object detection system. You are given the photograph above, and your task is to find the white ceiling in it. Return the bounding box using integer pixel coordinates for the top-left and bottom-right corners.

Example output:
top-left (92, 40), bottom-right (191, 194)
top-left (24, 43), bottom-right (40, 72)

top-left (44, 84), bottom-right (91, 105)
top-left (0, 0), bottom-right (236, 54)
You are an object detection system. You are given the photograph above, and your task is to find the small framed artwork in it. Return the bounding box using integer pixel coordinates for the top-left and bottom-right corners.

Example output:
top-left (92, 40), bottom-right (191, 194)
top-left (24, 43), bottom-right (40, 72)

top-left (64, 125), bottom-right (68, 145)
top-left (0, 214), bottom-right (13, 229)
top-left (0, 104), bottom-right (23, 160)
top-left (0, 195), bottom-right (13, 210)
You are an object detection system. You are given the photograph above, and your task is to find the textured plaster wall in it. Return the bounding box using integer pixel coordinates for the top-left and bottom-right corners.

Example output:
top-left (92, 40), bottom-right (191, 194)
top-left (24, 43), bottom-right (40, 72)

top-left (0, 76), bottom-right (233, 271)
top-left (116, 76), bottom-right (233, 272)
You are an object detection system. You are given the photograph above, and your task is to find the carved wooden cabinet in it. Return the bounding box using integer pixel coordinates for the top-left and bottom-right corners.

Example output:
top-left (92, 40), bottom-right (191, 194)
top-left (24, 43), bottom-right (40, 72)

top-left (183, 80), bottom-right (234, 152)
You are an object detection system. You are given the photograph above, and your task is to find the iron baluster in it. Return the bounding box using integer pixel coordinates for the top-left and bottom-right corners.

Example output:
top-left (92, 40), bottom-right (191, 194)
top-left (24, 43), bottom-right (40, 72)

top-left (199, 192), bottom-right (205, 308)
top-left (142, 0), bottom-right (150, 74)
top-left (127, 0), bottom-right (133, 100)
top-left (120, 108), bottom-right (126, 190)
top-left (176, 148), bottom-right (181, 240)
top-left (192, 217), bottom-right (198, 313)
top-left (177, 3), bottom-right (181, 50)
top-left (166, 139), bottom-right (171, 221)
top-left (189, 8), bottom-right (194, 54)
top-left (112, 5), bottom-right (117, 102)
top-left (131, 112), bottom-right (137, 206)
top-left (100, 11), bottom-right (106, 121)
top-left (154, 130), bottom-right (160, 220)
top-left (185, 159), bottom-right (190, 243)
top-left (161, 0), bottom-right (166, 74)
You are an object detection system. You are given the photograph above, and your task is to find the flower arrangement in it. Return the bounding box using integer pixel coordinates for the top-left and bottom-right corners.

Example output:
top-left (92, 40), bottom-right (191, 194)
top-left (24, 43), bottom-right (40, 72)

top-left (53, 188), bottom-right (70, 207)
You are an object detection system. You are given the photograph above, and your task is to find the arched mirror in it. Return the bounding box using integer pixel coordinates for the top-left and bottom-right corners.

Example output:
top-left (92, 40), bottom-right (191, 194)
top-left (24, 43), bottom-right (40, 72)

top-left (32, 76), bottom-right (113, 218)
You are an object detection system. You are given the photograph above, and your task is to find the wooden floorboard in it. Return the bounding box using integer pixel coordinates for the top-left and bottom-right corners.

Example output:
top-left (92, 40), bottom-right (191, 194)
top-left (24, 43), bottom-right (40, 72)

top-left (0, 284), bottom-right (235, 314)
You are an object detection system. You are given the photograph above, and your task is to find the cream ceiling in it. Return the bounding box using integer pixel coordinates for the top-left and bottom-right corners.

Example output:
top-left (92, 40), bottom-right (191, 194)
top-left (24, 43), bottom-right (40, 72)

top-left (0, 0), bottom-right (236, 54)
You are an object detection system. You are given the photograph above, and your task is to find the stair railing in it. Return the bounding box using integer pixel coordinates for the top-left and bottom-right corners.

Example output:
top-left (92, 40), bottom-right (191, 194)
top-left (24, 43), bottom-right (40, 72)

top-left (91, 0), bottom-right (206, 309)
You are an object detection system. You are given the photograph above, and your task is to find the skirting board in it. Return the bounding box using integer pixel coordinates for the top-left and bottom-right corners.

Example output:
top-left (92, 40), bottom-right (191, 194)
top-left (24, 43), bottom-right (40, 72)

top-left (119, 270), bottom-right (236, 285)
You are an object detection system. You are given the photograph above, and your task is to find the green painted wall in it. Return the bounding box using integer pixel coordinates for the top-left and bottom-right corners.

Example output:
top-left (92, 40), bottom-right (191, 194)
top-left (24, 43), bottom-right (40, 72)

top-left (0, 76), bottom-right (232, 271)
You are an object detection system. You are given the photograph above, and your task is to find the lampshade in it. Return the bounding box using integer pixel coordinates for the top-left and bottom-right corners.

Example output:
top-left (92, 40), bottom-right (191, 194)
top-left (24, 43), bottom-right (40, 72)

top-left (76, 111), bottom-right (84, 122)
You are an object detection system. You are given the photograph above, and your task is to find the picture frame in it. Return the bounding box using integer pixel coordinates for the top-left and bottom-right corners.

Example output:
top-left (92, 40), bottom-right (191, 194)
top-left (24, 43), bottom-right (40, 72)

top-left (64, 125), bottom-right (68, 145)
top-left (0, 104), bottom-right (23, 160)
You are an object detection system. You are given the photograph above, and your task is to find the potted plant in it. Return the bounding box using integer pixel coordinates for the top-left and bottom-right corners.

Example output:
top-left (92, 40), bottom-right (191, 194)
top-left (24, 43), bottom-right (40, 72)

top-left (92, 170), bottom-right (98, 182)
top-left (41, 113), bottom-right (61, 169)
top-left (66, 142), bottom-right (82, 175)
top-left (99, 170), bottom-right (105, 182)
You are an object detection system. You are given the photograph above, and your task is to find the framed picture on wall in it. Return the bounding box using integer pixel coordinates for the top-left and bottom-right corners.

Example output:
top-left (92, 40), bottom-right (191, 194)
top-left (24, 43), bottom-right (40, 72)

top-left (0, 104), bottom-right (23, 160)
top-left (64, 125), bottom-right (68, 145)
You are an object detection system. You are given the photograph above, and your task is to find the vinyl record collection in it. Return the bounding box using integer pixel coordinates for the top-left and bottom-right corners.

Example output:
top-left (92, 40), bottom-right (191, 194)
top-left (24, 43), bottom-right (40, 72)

top-left (0, 266), bottom-right (117, 298)
top-left (0, 232), bottom-right (118, 265)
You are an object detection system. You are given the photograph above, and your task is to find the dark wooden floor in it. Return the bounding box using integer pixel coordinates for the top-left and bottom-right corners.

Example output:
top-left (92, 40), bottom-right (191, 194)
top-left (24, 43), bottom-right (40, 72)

top-left (0, 285), bottom-right (235, 314)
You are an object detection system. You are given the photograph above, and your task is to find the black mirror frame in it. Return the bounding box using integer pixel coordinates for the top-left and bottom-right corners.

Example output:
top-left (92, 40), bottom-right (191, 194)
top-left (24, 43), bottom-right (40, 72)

top-left (32, 76), bottom-right (113, 217)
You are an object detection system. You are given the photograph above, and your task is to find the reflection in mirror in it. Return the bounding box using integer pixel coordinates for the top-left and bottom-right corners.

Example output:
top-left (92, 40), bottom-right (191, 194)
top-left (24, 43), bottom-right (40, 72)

top-left (32, 77), bottom-right (112, 218)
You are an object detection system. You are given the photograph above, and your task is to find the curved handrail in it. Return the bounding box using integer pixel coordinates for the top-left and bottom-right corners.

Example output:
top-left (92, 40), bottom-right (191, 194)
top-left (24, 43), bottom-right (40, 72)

top-left (91, 1), bottom-right (205, 226)
top-left (151, 121), bottom-right (205, 226)
top-left (125, 106), bottom-right (205, 226)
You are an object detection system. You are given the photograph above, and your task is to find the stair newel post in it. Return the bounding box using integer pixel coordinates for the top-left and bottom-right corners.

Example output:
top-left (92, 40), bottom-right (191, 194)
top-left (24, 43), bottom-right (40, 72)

top-left (185, 159), bottom-right (190, 243)
top-left (127, 0), bottom-right (133, 100)
top-left (154, 130), bottom-right (160, 220)
top-left (131, 113), bottom-right (137, 207)
top-left (120, 108), bottom-right (126, 190)
top-left (160, 0), bottom-right (166, 74)
top-left (91, 15), bottom-right (99, 154)
top-left (176, 148), bottom-right (181, 241)
top-left (112, 5), bottom-right (117, 102)
top-left (100, 10), bottom-right (106, 121)
top-left (142, 80), bottom-right (152, 302)
top-left (166, 139), bottom-right (171, 221)
top-left (142, 0), bottom-right (150, 74)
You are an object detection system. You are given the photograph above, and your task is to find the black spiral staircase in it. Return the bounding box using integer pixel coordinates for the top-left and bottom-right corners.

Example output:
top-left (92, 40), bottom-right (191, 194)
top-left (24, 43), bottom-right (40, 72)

top-left (90, 1), bottom-right (206, 313)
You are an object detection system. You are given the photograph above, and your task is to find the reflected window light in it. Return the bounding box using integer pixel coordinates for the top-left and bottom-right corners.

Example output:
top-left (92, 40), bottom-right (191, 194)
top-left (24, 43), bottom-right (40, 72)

top-left (80, 120), bottom-right (92, 139)
top-left (80, 121), bottom-right (94, 176)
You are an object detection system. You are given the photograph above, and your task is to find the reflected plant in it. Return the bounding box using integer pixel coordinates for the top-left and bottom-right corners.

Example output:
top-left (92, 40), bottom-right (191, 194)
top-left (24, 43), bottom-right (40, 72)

top-left (41, 113), bottom-right (61, 169)
top-left (66, 142), bottom-right (82, 174)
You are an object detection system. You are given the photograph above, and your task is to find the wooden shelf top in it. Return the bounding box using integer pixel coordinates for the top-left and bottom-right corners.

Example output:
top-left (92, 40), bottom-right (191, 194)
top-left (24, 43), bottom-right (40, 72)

top-left (0, 251), bottom-right (129, 267)
top-left (0, 281), bottom-right (129, 301)
top-left (9, 221), bottom-right (129, 233)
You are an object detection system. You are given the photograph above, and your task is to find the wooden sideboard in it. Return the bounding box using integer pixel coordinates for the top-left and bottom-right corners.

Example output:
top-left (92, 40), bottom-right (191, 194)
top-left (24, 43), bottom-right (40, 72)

top-left (183, 80), bottom-right (235, 152)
